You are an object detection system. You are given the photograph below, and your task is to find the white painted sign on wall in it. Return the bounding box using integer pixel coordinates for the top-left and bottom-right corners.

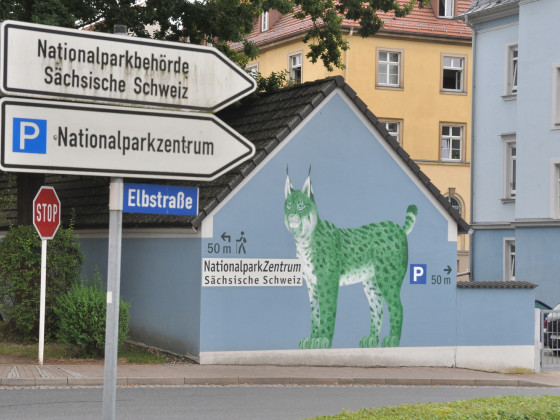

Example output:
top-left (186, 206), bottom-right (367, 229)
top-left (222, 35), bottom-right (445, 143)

top-left (203, 258), bottom-right (303, 287)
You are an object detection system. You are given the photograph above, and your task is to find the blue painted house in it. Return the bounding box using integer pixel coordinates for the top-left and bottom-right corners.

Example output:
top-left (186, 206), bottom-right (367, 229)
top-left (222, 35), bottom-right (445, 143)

top-left (461, 0), bottom-right (560, 306)
top-left (0, 76), bottom-right (537, 371)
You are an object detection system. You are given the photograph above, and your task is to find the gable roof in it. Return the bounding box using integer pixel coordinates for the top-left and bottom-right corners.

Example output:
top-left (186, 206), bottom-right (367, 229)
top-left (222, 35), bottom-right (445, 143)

top-left (460, 0), bottom-right (519, 20)
top-left (0, 76), bottom-right (470, 234)
top-left (233, 0), bottom-right (471, 51)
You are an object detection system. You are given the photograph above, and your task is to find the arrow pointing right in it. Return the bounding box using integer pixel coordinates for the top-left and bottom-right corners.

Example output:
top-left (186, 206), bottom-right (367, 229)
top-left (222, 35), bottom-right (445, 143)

top-left (444, 265), bottom-right (452, 275)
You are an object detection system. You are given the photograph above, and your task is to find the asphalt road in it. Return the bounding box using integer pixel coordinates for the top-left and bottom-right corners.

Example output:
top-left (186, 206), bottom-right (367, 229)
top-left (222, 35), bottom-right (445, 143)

top-left (2, 385), bottom-right (560, 419)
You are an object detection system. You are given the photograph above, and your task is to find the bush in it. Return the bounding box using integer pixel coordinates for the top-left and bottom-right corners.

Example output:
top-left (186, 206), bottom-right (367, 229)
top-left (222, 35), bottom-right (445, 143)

top-left (0, 225), bottom-right (83, 340)
top-left (55, 274), bottom-right (130, 358)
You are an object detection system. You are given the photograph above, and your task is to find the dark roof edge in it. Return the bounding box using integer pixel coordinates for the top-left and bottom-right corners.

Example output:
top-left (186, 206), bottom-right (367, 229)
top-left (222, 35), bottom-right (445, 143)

top-left (332, 77), bottom-right (470, 234)
top-left (208, 76), bottom-right (470, 234)
top-left (457, 281), bottom-right (537, 289)
top-left (190, 77), bottom-right (343, 229)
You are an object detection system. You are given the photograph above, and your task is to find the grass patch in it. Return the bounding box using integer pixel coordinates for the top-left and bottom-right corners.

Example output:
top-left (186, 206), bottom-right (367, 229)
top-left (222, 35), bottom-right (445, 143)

top-left (0, 341), bottom-right (170, 364)
top-left (0, 320), bottom-right (176, 364)
top-left (118, 344), bottom-right (168, 364)
top-left (311, 396), bottom-right (560, 419)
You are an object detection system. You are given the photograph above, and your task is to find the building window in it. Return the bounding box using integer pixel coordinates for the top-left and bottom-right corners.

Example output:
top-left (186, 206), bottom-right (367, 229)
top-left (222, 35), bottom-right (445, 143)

top-left (505, 44), bottom-right (518, 97)
top-left (551, 162), bottom-right (560, 219)
top-left (440, 125), bottom-right (463, 161)
top-left (442, 55), bottom-right (465, 92)
top-left (503, 135), bottom-right (516, 200)
top-left (261, 11), bottom-right (269, 32)
top-left (447, 195), bottom-right (462, 216)
top-left (552, 65), bottom-right (560, 129)
top-left (245, 63), bottom-right (259, 79)
top-left (377, 49), bottom-right (402, 88)
top-left (289, 52), bottom-right (302, 84)
top-left (504, 239), bottom-right (516, 281)
top-left (439, 0), bottom-right (455, 18)
top-left (379, 119), bottom-right (402, 144)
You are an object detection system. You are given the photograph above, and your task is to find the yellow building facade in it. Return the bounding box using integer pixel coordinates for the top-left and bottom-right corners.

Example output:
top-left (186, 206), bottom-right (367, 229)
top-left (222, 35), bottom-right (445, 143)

top-left (241, 3), bottom-right (472, 272)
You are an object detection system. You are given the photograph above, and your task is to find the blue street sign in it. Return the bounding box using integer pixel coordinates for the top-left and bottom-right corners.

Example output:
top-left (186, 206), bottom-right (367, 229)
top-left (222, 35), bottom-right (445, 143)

top-left (123, 183), bottom-right (198, 216)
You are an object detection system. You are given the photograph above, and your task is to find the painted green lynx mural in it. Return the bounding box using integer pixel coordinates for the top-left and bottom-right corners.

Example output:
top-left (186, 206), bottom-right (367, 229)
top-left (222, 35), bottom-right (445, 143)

top-left (284, 172), bottom-right (418, 349)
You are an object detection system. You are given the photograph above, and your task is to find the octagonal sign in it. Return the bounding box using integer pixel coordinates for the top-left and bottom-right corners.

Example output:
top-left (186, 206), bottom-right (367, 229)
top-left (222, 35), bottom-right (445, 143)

top-left (33, 186), bottom-right (61, 240)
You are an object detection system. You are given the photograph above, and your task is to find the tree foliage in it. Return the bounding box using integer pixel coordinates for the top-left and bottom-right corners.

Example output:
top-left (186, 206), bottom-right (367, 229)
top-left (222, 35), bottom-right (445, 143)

top-left (0, 0), bottom-right (428, 70)
top-left (55, 271), bottom-right (130, 358)
top-left (0, 225), bottom-right (84, 340)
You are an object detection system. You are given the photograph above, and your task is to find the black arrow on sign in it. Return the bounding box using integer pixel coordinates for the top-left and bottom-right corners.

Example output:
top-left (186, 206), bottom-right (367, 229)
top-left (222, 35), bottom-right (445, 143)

top-left (444, 265), bottom-right (452, 275)
top-left (221, 232), bottom-right (231, 242)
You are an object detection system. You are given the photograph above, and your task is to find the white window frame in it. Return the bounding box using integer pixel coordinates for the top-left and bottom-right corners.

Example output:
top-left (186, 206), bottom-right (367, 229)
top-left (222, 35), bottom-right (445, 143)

top-left (552, 64), bottom-right (560, 129)
top-left (502, 134), bottom-right (516, 201)
top-left (245, 63), bottom-right (259, 79)
top-left (503, 238), bottom-right (516, 281)
top-left (379, 119), bottom-right (402, 144)
top-left (504, 43), bottom-right (518, 99)
top-left (439, 0), bottom-right (455, 18)
top-left (288, 52), bottom-right (302, 84)
top-left (550, 160), bottom-right (560, 219)
top-left (261, 11), bottom-right (269, 32)
top-left (441, 54), bottom-right (466, 93)
top-left (440, 124), bottom-right (464, 162)
top-left (446, 194), bottom-right (463, 217)
top-left (377, 48), bottom-right (403, 89)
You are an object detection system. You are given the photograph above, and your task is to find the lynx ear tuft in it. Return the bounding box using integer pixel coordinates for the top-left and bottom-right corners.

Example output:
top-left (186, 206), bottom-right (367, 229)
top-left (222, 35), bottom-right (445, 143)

top-left (302, 176), bottom-right (313, 198)
top-left (285, 173), bottom-right (294, 199)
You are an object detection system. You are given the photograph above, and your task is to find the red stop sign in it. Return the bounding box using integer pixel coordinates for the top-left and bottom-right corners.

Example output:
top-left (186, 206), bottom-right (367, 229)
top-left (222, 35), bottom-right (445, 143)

top-left (33, 186), bottom-right (61, 240)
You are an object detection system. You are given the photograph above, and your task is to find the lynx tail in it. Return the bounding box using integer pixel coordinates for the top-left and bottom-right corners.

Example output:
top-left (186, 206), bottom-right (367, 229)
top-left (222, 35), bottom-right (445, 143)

top-left (403, 205), bottom-right (418, 235)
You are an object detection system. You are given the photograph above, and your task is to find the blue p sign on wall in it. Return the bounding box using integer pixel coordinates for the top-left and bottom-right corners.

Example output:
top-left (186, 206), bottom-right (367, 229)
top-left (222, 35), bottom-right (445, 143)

top-left (410, 264), bottom-right (427, 284)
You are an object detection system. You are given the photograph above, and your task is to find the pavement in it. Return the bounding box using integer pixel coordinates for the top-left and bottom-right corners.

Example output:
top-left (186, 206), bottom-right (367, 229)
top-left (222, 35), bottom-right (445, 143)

top-left (2, 362), bottom-right (560, 388)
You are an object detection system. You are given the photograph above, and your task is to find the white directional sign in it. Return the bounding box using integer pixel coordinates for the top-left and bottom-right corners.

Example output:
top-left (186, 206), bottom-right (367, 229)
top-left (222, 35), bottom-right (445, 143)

top-left (0, 20), bottom-right (256, 111)
top-left (0, 98), bottom-right (255, 181)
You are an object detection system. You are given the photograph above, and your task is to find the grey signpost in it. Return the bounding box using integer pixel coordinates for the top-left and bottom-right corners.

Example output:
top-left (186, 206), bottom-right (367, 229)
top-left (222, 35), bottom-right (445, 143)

top-left (0, 20), bottom-right (256, 420)
top-left (102, 25), bottom-right (125, 420)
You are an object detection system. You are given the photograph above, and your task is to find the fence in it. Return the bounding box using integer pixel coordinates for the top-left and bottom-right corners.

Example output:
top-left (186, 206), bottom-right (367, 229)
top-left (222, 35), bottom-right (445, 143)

top-left (541, 309), bottom-right (560, 370)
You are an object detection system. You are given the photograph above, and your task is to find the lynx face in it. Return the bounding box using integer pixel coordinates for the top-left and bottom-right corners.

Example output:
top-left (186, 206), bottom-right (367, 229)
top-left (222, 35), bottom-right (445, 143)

top-left (284, 177), bottom-right (318, 237)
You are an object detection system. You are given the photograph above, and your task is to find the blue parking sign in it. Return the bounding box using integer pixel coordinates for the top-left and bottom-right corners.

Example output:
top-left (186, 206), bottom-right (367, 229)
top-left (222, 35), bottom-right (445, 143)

top-left (410, 264), bottom-right (427, 284)
top-left (13, 118), bottom-right (47, 154)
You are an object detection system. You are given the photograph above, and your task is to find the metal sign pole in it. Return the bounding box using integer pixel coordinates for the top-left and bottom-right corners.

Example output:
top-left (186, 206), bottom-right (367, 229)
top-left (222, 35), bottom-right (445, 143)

top-left (102, 177), bottom-right (123, 420)
top-left (38, 239), bottom-right (47, 365)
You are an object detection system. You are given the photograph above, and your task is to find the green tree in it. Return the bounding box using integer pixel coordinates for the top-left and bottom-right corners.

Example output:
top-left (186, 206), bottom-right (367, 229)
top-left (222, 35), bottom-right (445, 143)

top-left (0, 225), bottom-right (84, 340)
top-left (1, 0), bottom-right (428, 71)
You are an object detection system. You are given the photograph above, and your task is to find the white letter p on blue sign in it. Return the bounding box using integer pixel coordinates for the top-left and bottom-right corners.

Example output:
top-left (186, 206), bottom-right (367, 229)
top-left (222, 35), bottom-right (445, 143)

top-left (410, 264), bottom-right (427, 284)
top-left (13, 118), bottom-right (47, 154)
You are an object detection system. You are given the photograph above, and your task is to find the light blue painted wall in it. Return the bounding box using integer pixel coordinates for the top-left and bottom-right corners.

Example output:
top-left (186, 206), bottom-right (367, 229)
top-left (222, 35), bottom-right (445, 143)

top-left (457, 287), bottom-right (535, 346)
top-left (516, 227), bottom-right (560, 306)
top-left (200, 92), bottom-right (458, 351)
top-left (79, 236), bottom-right (202, 355)
top-left (515, 0), bottom-right (560, 219)
top-left (471, 15), bottom-right (518, 224)
top-left (472, 229), bottom-right (515, 282)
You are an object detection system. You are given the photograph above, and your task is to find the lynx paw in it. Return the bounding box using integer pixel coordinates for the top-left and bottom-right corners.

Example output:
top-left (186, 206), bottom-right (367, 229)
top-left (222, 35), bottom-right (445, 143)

top-left (299, 337), bottom-right (332, 349)
top-left (381, 335), bottom-right (400, 347)
top-left (359, 335), bottom-right (379, 348)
